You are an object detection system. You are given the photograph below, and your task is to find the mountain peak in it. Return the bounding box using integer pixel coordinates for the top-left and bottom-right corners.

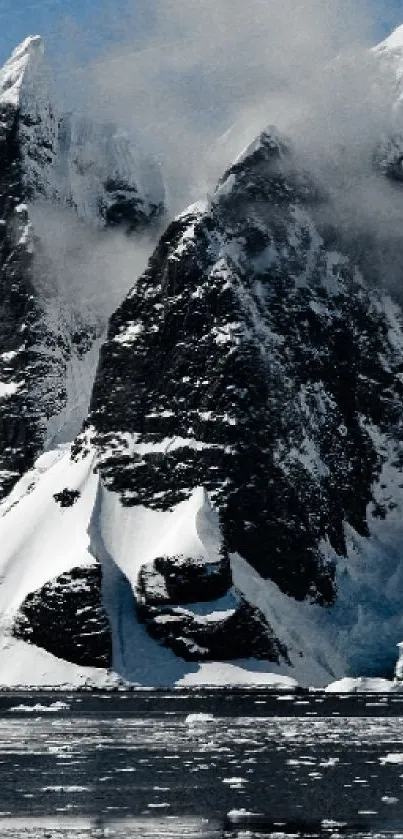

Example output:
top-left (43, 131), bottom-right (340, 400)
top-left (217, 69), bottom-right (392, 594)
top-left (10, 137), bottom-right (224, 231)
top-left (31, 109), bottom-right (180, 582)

top-left (375, 23), bottom-right (403, 55)
top-left (0, 35), bottom-right (46, 108)
top-left (10, 35), bottom-right (44, 59)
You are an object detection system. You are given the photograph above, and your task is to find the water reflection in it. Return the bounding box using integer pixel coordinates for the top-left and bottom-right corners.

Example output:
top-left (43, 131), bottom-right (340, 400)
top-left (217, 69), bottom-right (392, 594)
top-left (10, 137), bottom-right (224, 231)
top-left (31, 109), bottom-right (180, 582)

top-left (2, 692), bottom-right (403, 837)
top-left (223, 814), bottom-right (403, 837)
top-left (2, 816), bottom-right (403, 837)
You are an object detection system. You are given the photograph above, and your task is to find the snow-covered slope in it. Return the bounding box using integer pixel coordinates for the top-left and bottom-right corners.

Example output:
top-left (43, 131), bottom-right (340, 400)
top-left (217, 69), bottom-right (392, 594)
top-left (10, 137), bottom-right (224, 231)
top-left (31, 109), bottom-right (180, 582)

top-left (373, 24), bottom-right (403, 94)
top-left (0, 37), bottom-right (165, 500)
top-left (0, 446), bottom-right (111, 670)
top-left (0, 445), bottom-right (297, 688)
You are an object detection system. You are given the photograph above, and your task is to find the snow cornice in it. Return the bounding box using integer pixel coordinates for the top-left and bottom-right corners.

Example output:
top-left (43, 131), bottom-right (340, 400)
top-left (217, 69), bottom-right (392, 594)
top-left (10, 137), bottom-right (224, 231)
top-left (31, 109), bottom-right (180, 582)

top-left (0, 35), bottom-right (45, 108)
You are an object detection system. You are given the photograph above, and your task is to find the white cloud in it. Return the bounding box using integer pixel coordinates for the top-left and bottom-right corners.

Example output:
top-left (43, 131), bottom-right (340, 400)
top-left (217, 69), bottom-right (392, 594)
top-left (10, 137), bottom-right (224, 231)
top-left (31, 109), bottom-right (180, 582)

top-left (53, 1), bottom-right (403, 295)
top-left (60, 1), bottom-right (373, 208)
top-left (30, 202), bottom-right (153, 325)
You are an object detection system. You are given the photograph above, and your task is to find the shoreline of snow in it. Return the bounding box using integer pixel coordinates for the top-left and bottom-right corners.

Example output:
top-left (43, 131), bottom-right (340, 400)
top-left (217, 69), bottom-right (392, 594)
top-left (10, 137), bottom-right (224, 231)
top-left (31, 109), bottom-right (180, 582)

top-left (324, 677), bottom-right (403, 693)
top-left (0, 634), bottom-right (301, 690)
top-left (1, 635), bottom-right (403, 692)
top-left (2, 635), bottom-right (403, 692)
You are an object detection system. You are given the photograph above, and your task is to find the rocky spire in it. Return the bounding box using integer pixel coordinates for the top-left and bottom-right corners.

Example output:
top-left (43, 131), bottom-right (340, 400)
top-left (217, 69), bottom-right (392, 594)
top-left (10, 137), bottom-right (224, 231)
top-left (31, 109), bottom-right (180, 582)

top-left (0, 36), bottom-right (47, 108)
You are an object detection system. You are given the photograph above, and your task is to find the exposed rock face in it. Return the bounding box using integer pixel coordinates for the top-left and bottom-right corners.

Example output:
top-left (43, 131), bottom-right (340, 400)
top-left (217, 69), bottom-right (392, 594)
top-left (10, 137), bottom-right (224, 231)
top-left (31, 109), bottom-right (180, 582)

top-left (0, 135), bottom-right (41, 497)
top-left (87, 127), bottom-right (403, 615)
top-left (138, 552), bottom-right (233, 607)
top-left (13, 565), bottom-right (111, 668)
top-left (0, 36), bottom-right (165, 500)
top-left (136, 554), bottom-right (287, 662)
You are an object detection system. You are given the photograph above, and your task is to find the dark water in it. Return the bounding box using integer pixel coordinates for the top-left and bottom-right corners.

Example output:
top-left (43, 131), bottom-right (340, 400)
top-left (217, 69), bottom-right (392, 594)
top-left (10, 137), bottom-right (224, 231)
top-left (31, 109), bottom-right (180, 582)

top-left (1, 690), bottom-right (403, 837)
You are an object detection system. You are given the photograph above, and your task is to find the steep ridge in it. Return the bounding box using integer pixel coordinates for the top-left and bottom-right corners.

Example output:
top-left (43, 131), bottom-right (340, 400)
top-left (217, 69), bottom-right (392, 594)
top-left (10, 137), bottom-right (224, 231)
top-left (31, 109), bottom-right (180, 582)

top-left (0, 36), bottom-right (165, 499)
top-left (87, 129), bottom-right (392, 603)
top-left (82, 126), bottom-right (403, 683)
top-left (372, 27), bottom-right (403, 188)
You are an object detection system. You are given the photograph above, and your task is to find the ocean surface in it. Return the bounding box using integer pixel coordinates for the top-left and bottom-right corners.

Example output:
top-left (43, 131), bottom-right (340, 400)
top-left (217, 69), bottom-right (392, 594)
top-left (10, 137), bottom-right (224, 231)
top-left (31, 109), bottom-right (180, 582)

top-left (1, 690), bottom-right (403, 837)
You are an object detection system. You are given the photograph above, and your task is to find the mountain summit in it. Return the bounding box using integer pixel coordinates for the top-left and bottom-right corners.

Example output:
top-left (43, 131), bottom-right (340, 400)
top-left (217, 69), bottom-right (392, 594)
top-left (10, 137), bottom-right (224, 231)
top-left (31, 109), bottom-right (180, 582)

top-left (0, 35), bottom-right (46, 108)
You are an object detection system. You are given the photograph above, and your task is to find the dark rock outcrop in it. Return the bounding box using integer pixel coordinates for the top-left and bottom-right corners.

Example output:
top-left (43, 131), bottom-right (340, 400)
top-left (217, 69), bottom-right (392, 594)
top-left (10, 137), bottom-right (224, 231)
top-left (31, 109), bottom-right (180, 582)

top-left (139, 553), bottom-right (232, 606)
top-left (135, 552), bottom-right (287, 662)
top-left (13, 565), bottom-right (111, 667)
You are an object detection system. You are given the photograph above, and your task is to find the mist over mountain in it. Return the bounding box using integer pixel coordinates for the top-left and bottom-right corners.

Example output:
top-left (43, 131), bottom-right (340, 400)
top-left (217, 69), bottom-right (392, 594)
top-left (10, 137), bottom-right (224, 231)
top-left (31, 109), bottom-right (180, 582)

top-left (0, 35), bottom-right (165, 500)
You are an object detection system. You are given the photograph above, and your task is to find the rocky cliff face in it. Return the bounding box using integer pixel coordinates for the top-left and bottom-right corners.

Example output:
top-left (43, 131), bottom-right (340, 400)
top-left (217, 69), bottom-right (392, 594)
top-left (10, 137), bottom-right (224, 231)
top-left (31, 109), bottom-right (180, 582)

top-left (87, 129), bottom-right (403, 600)
top-left (14, 564), bottom-right (111, 668)
top-left (81, 125), bottom-right (403, 681)
top-left (0, 36), bottom-right (165, 500)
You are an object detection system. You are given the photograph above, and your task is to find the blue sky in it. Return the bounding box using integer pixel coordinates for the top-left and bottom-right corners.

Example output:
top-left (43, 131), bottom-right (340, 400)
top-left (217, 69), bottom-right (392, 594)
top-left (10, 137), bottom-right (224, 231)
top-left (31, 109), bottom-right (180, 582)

top-left (375, 1), bottom-right (403, 37)
top-left (0, 0), bottom-right (401, 72)
top-left (0, 0), bottom-right (155, 65)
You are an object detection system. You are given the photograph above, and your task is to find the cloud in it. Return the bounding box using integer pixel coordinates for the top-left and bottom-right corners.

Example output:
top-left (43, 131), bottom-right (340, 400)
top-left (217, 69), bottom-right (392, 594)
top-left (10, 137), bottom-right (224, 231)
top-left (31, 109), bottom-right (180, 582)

top-left (30, 202), bottom-right (153, 326)
top-left (72, 0), bottom-right (380, 211)
top-left (52, 0), bottom-right (403, 296)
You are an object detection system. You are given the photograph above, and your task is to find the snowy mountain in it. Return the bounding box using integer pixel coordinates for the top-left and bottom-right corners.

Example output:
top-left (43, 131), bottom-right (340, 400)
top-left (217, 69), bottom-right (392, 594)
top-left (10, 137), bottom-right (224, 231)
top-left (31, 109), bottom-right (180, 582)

top-left (373, 24), bottom-right (403, 93)
top-left (372, 26), bottom-right (403, 182)
top-left (0, 36), bottom-right (165, 500)
top-left (74, 125), bottom-right (403, 686)
top-left (3, 30), bottom-right (403, 688)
